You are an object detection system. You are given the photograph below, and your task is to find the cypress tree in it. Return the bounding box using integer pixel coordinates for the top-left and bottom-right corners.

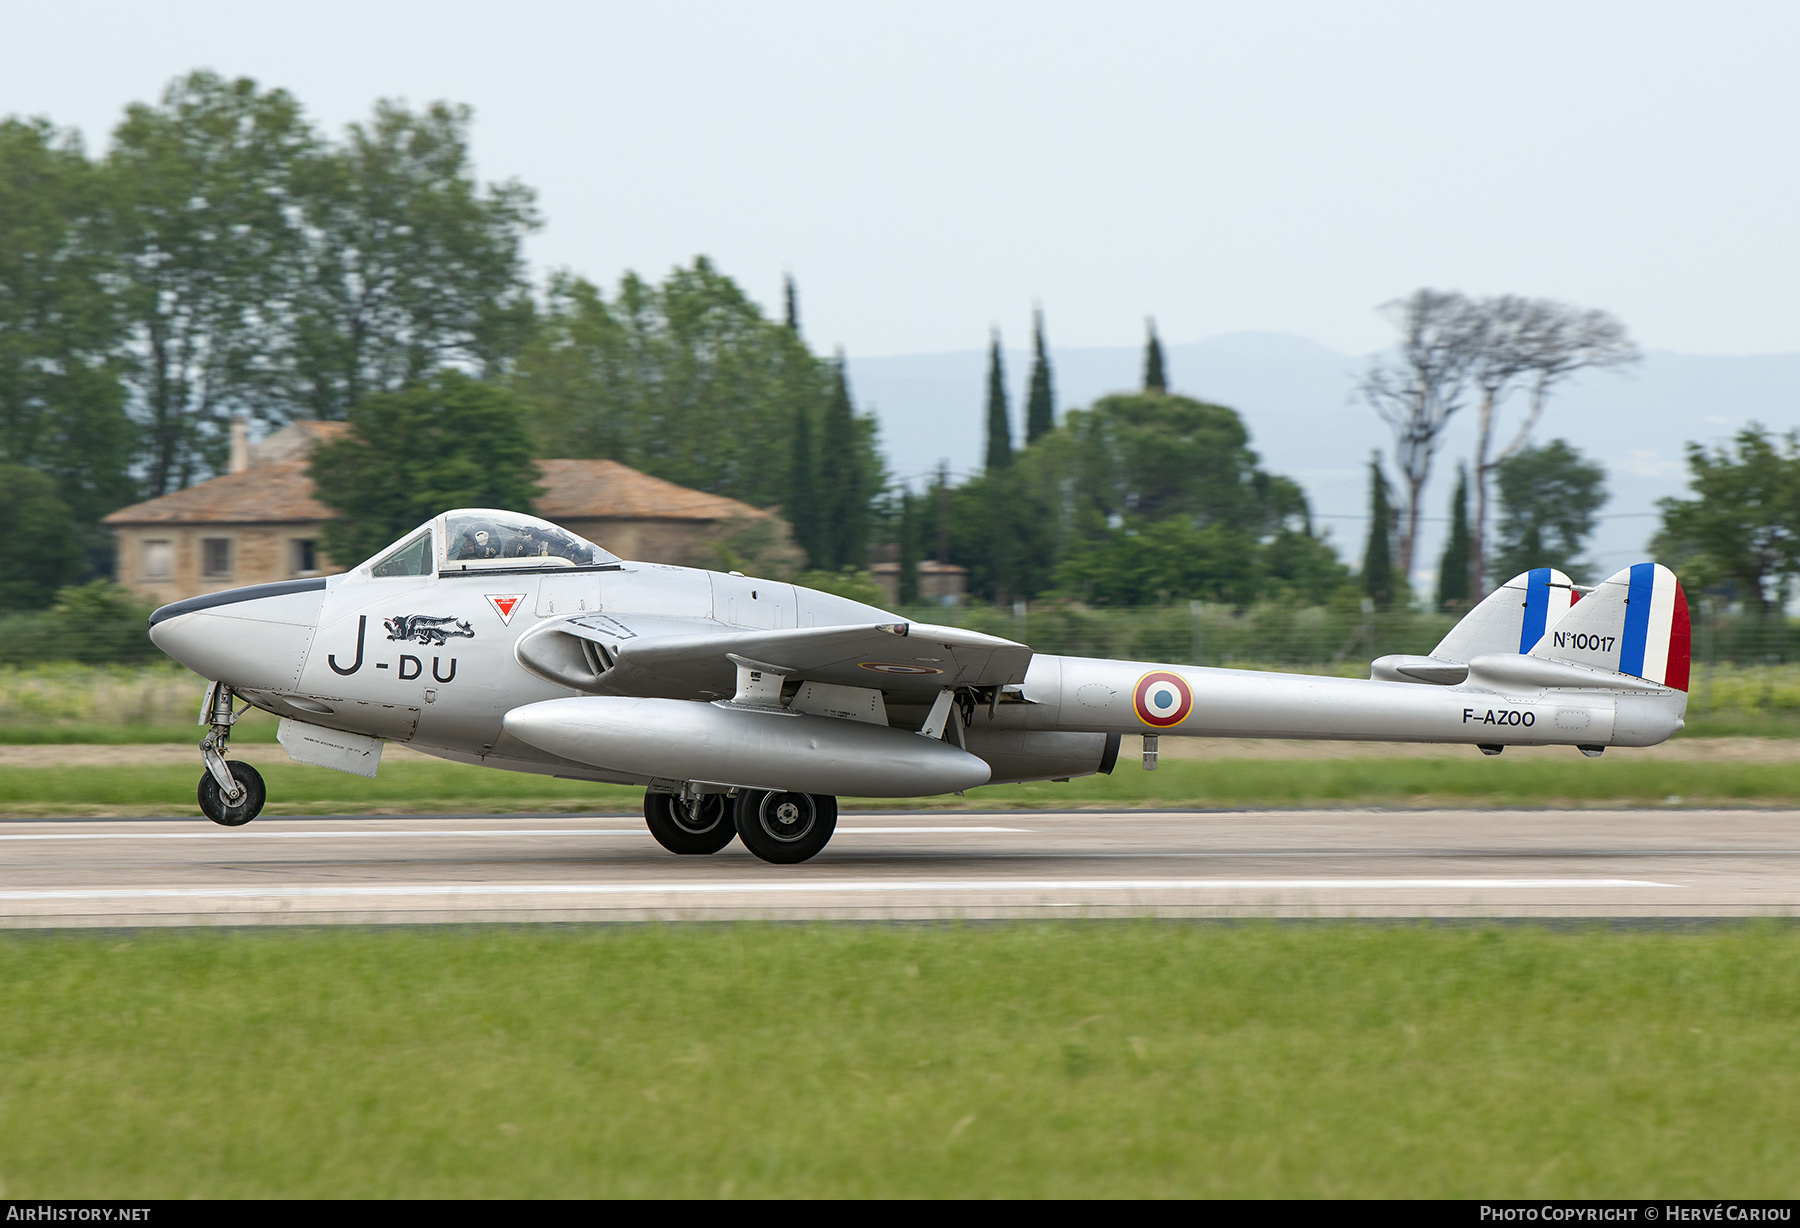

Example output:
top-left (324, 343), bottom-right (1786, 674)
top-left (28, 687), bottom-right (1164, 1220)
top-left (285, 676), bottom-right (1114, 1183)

top-left (934, 460), bottom-right (950, 564)
top-left (1143, 318), bottom-right (1167, 394)
top-left (1436, 463), bottom-right (1472, 611)
top-left (1025, 308), bottom-right (1055, 444)
top-left (788, 387), bottom-right (819, 566)
top-left (897, 488), bottom-right (921, 604)
top-left (783, 274), bottom-right (799, 333)
top-left (984, 330), bottom-right (1013, 470)
top-left (1362, 451), bottom-right (1394, 609)
top-left (818, 353), bottom-right (866, 569)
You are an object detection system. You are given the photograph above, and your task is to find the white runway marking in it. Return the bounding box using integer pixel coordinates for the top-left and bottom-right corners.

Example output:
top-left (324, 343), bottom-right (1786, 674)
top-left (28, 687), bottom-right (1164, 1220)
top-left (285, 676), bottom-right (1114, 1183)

top-left (0, 826), bottom-right (1027, 841)
top-left (0, 878), bottom-right (1677, 902)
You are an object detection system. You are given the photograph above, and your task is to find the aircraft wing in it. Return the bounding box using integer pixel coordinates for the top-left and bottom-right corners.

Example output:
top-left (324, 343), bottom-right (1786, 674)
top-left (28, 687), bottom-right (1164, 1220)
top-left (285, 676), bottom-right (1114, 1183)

top-left (528, 616), bottom-right (1033, 701)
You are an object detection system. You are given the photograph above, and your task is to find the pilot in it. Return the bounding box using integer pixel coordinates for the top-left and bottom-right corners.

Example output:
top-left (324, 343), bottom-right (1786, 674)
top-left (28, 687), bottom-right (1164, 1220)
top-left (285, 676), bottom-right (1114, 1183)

top-left (453, 525), bottom-right (503, 560)
top-left (507, 529), bottom-right (553, 559)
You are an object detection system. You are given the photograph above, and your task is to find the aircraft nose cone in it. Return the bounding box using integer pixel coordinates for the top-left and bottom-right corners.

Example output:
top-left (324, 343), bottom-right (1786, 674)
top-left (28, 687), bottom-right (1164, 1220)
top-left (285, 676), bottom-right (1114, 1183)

top-left (151, 607), bottom-right (318, 691)
top-left (146, 581), bottom-right (326, 688)
top-left (147, 610), bottom-right (211, 673)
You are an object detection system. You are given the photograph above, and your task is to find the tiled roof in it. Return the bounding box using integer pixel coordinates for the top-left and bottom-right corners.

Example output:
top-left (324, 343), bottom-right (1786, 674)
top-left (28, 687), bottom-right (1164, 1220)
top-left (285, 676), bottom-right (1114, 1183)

top-left (103, 452), bottom-right (775, 527)
top-left (535, 459), bottom-right (774, 523)
top-left (102, 462), bottom-right (331, 525)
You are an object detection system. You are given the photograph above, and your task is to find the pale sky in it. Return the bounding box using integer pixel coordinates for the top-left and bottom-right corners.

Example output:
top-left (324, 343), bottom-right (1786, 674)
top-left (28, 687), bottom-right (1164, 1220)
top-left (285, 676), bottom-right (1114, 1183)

top-left (5, 0), bottom-right (1798, 359)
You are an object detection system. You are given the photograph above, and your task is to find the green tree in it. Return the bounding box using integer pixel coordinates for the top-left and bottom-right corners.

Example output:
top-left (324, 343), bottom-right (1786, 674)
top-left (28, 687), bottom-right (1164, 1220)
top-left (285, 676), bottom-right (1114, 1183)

top-left (787, 375), bottom-right (821, 567)
top-left (283, 99), bottom-right (539, 418)
top-left (1264, 521), bottom-right (1354, 605)
top-left (817, 356), bottom-right (878, 570)
top-left (1143, 319), bottom-right (1167, 393)
top-left (1056, 518), bottom-right (1264, 607)
top-left (946, 469), bottom-right (1046, 604)
top-left (309, 371), bottom-right (543, 566)
top-left (790, 567), bottom-right (888, 607)
top-left (1654, 425), bottom-right (1800, 617)
top-left (1362, 453), bottom-right (1395, 609)
top-left (1492, 440), bottom-right (1607, 583)
top-left (1025, 308), bottom-right (1055, 444)
top-left (984, 330), bottom-right (1012, 471)
top-left (1060, 392), bottom-right (1289, 530)
top-left (1437, 464), bottom-right (1471, 609)
top-left (783, 273), bottom-right (799, 332)
top-left (897, 488), bottom-right (921, 604)
top-left (950, 390), bottom-right (1336, 606)
top-left (0, 465), bottom-right (84, 609)
top-left (0, 119), bottom-right (137, 542)
top-left (105, 71), bottom-right (317, 495)
top-left (512, 261), bottom-right (862, 518)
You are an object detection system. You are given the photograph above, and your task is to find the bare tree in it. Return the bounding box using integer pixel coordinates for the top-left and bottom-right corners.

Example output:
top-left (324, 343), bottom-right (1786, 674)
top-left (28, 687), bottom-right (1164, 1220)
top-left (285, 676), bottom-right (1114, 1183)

top-left (1465, 298), bottom-right (1637, 594)
top-left (1359, 289), bottom-right (1480, 582)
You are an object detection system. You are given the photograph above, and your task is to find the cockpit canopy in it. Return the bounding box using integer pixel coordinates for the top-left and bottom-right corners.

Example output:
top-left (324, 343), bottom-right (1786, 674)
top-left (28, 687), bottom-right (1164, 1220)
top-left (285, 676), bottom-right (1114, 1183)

top-left (360, 509), bottom-right (619, 578)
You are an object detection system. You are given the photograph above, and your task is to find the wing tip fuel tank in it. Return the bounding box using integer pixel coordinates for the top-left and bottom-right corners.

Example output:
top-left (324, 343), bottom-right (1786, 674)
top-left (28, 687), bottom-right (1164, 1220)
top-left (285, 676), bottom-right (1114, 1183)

top-left (503, 696), bottom-right (992, 797)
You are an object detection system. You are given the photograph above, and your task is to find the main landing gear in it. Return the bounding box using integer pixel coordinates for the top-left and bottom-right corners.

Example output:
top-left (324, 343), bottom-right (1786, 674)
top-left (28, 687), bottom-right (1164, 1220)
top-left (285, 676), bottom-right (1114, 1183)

top-left (736, 790), bottom-right (837, 864)
top-left (196, 681), bottom-right (266, 827)
top-left (643, 792), bottom-right (736, 855)
top-left (642, 787), bottom-right (839, 864)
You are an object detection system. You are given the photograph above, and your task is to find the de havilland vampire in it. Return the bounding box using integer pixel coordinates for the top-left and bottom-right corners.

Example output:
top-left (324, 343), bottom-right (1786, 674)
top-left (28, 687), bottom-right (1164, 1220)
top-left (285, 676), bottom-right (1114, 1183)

top-left (146, 509), bottom-right (1692, 863)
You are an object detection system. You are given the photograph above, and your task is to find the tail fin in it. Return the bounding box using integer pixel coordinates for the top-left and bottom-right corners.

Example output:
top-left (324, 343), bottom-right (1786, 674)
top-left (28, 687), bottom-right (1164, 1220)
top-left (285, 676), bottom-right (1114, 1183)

top-left (1371, 568), bottom-right (1575, 685)
top-left (1530, 562), bottom-right (1691, 691)
top-left (1435, 568), bottom-right (1577, 659)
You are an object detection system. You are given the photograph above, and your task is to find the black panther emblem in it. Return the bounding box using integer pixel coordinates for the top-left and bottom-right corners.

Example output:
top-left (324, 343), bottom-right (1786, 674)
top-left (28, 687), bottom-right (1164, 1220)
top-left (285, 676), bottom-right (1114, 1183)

top-left (384, 614), bottom-right (476, 646)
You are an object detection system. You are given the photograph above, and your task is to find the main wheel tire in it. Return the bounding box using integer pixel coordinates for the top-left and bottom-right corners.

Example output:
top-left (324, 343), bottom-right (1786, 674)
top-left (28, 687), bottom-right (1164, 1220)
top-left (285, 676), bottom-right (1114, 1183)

top-left (198, 761), bottom-right (266, 827)
top-left (644, 792), bottom-right (737, 855)
top-left (733, 790), bottom-right (837, 864)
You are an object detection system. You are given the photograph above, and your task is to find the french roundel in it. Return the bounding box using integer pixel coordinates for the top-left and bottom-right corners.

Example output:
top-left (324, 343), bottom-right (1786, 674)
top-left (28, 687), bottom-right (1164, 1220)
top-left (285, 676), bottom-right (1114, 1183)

top-left (1133, 671), bottom-right (1193, 728)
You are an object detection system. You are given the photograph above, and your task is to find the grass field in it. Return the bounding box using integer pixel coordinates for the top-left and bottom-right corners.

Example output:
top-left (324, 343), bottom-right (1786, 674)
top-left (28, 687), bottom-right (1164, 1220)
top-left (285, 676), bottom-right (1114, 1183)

top-left (1, 923), bottom-right (1796, 1197)
top-left (2, 753), bottom-right (1798, 816)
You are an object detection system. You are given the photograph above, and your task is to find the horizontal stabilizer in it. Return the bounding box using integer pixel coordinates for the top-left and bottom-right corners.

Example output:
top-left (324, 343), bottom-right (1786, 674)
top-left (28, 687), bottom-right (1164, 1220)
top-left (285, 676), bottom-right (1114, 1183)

top-left (1370, 655), bottom-right (1468, 685)
top-left (1529, 562), bottom-right (1691, 691)
top-left (1373, 569), bottom-right (1576, 686)
top-left (1466, 652), bottom-right (1675, 694)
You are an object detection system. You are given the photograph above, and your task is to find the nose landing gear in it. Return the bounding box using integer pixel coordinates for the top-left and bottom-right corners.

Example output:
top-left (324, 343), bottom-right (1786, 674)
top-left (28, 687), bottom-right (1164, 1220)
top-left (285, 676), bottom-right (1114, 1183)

top-left (196, 681), bottom-right (266, 827)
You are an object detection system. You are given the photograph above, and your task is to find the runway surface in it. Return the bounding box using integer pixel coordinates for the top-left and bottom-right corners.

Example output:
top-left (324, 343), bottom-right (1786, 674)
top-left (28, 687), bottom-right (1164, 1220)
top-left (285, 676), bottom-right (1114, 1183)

top-left (2, 807), bottom-right (1797, 926)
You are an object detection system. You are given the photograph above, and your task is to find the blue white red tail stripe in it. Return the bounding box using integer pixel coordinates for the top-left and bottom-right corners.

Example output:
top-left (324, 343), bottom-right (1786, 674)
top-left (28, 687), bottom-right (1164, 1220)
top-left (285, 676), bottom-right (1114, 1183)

top-left (1519, 568), bottom-right (1554, 653)
top-left (1619, 563), bottom-right (1654, 678)
top-left (1533, 561), bottom-right (1691, 691)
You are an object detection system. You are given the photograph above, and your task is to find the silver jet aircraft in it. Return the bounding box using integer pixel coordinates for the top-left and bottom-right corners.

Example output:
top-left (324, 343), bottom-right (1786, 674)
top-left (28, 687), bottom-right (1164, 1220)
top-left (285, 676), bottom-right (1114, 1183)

top-left (147, 508), bottom-right (1692, 863)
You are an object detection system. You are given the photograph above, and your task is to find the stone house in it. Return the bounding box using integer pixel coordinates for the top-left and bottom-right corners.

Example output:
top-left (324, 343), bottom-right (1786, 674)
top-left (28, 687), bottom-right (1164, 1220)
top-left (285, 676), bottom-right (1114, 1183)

top-left (103, 421), bottom-right (800, 604)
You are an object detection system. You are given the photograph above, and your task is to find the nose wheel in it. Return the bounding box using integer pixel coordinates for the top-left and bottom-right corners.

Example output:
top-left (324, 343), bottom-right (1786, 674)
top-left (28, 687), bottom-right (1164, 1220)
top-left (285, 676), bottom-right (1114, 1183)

top-left (644, 791), bottom-right (737, 855)
top-left (195, 680), bottom-right (266, 826)
top-left (199, 761), bottom-right (266, 826)
top-left (734, 790), bottom-right (838, 864)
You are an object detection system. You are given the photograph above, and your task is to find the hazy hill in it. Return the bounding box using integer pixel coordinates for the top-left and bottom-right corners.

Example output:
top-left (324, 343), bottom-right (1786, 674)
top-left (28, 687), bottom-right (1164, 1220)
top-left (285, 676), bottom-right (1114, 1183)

top-left (847, 334), bottom-right (1800, 586)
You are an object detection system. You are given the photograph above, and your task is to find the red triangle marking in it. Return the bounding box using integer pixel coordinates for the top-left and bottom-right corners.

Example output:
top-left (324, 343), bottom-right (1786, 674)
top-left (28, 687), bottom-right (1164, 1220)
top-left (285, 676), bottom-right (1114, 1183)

top-left (487, 594), bottom-right (525, 625)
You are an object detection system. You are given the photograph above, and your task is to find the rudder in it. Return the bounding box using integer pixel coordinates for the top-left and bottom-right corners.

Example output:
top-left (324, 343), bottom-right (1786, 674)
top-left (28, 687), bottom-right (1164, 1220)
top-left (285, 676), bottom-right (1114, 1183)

top-left (1530, 562), bottom-right (1690, 690)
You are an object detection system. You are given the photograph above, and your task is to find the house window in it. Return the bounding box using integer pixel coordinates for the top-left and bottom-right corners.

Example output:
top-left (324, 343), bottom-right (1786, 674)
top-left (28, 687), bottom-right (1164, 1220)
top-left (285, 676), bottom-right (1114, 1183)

top-left (143, 540), bottom-right (172, 580)
top-left (291, 538), bottom-right (318, 575)
top-left (202, 537), bottom-right (233, 578)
